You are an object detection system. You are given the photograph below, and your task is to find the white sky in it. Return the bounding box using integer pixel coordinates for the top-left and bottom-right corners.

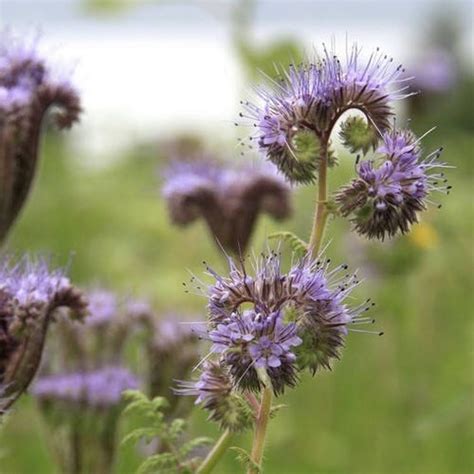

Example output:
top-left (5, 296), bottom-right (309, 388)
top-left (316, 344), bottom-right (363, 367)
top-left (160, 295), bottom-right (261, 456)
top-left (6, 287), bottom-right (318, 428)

top-left (1, 0), bottom-right (472, 159)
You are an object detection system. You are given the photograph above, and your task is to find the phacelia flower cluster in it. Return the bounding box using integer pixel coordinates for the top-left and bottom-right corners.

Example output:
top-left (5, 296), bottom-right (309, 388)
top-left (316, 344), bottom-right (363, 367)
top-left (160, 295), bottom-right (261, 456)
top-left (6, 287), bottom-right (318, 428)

top-left (336, 128), bottom-right (450, 240)
top-left (0, 256), bottom-right (87, 413)
top-left (0, 33), bottom-right (81, 241)
top-left (178, 252), bottom-right (376, 428)
top-left (241, 43), bottom-right (413, 183)
top-left (162, 157), bottom-right (292, 254)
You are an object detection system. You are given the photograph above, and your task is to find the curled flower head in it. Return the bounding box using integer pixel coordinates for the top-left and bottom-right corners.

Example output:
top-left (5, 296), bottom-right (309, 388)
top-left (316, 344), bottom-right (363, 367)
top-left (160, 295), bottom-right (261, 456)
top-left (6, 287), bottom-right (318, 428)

top-left (336, 128), bottom-right (450, 240)
top-left (175, 360), bottom-right (252, 432)
top-left (33, 366), bottom-right (139, 409)
top-left (162, 156), bottom-right (292, 254)
top-left (0, 32), bottom-right (81, 241)
top-left (184, 252), bottom-right (376, 395)
top-left (0, 255), bottom-right (87, 412)
top-left (241, 43), bottom-right (412, 183)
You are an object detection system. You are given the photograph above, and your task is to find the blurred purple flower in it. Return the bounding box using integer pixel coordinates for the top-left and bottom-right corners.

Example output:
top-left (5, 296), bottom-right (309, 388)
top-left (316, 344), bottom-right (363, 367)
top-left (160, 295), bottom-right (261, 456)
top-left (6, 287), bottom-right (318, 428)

top-left (412, 50), bottom-right (457, 93)
top-left (0, 32), bottom-right (81, 241)
top-left (0, 255), bottom-right (87, 413)
top-left (86, 289), bottom-right (118, 326)
top-left (33, 366), bottom-right (139, 408)
top-left (162, 157), bottom-right (292, 254)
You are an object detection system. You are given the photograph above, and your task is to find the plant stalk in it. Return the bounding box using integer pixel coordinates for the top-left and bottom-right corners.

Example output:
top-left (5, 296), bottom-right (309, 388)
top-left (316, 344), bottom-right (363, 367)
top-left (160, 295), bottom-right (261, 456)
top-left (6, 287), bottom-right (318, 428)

top-left (248, 386), bottom-right (273, 474)
top-left (308, 140), bottom-right (330, 255)
top-left (197, 429), bottom-right (233, 474)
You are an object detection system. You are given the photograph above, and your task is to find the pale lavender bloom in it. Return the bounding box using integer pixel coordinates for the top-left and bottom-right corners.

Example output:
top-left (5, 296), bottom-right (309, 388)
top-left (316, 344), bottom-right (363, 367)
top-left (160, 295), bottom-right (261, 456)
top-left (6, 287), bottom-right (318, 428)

top-left (86, 289), bottom-right (118, 326)
top-left (412, 50), bottom-right (457, 93)
top-left (0, 256), bottom-right (72, 309)
top-left (336, 128), bottom-right (451, 240)
top-left (33, 366), bottom-right (139, 408)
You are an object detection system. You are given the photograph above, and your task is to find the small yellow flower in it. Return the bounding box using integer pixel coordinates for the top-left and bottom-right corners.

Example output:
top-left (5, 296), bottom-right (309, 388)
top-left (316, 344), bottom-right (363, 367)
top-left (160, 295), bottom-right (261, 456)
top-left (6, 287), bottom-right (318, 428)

top-left (409, 222), bottom-right (439, 249)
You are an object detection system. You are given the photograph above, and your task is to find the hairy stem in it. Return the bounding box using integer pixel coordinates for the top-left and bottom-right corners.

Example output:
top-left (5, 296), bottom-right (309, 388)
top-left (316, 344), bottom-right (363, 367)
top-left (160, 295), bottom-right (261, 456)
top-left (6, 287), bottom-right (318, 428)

top-left (308, 139), bottom-right (330, 255)
top-left (248, 386), bottom-right (273, 473)
top-left (197, 429), bottom-right (233, 474)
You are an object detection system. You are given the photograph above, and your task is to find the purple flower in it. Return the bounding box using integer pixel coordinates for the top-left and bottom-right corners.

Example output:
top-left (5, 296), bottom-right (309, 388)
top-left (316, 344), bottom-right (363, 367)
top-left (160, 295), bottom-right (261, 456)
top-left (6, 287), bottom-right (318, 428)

top-left (0, 32), bottom-right (81, 241)
top-left (198, 252), bottom-right (374, 388)
top-left (33, 366), bottom-right (139, 408)
top-left (411, 49), bottom-right (457, 94)
top-left (336, 128), bottom-right (450, 240)
top-left (241, 43), bottom-right (412, 182)
top-left (162, 156), bottom-right (292, 253)
top-left (175, 360), bottom-right (231, 405)
top-left (86, 289), bottom-right (118, 326)
top-left (175, 360), bottom-right (252, 431)
top-left (0, 256), bottom-right (87, 413)
top-left (208, 310), bottom-right (301, 394)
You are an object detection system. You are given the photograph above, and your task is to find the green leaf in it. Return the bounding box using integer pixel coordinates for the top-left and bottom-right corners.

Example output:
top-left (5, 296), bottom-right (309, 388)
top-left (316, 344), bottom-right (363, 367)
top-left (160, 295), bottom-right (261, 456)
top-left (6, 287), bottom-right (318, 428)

top-left (136, 453), bottom-right (178, 474)
top-left (269, 231), bottom-right (308, 257)
top-left (122, 427), bottom-right (160, 446)
top-left (230, 447), bottom-right (262, 473)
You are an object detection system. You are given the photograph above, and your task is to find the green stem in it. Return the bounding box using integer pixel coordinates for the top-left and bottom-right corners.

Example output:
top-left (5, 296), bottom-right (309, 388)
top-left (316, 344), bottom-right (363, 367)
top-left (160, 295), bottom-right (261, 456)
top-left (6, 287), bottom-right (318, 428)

top-left (308, 140), bottom-right (330, 255)
top-left (197, 429), bottom-right (233, 474)
top-left (248, 386), bottom-right (273, 474)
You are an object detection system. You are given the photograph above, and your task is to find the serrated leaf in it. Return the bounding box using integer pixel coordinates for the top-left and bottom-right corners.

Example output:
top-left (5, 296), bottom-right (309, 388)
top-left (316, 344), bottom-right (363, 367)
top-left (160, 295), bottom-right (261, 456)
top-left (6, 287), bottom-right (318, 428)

top-left (122, 427), bottom-right (159, 446)
top-left (269, 231), bottom-right (308, 257)
top-left (270, 403), bottom-right (287, 418)
top-left (136, 453), bottom-right (178, 474)
top-left (230, 447), bottom-right (262, 473)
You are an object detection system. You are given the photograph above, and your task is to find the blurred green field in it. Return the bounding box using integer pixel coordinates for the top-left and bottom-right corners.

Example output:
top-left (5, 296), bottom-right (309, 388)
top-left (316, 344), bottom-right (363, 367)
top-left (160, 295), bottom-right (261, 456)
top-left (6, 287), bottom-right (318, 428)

top-left (0, 116), bottom-right (472, 473)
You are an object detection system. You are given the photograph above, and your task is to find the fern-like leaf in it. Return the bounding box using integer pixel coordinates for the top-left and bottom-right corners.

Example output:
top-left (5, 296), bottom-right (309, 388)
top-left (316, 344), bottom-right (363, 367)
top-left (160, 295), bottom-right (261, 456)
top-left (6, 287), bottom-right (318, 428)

top-left (231, 446), bottom-right (262, 473)
top-left (269, 231), bottom-right (308, 257)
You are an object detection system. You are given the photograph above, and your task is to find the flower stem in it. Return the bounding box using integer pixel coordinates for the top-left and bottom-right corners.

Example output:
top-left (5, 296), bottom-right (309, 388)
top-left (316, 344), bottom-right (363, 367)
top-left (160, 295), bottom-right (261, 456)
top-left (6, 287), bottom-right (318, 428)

top-left (308, 140), bottom-right (329, 255)
top-left (248, 386), bottom-right (273, 474)
top-left (197, 429), bottom-right (233, 474)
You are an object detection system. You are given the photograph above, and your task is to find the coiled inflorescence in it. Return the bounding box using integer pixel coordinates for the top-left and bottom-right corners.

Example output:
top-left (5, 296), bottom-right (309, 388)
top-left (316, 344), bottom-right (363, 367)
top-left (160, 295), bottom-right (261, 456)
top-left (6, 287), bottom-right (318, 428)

top-left (0, 256), bottom-right (87, 412)
top-left (162, 157), bottom-right (292, 254)
top-left (178, 251), bottom-right (377, 429)
top-left (240, 43), bottom-right (413, 183)
top-left (336, 128), bottom-right (451, 240)
top-left (0, 33), bottom-right (81, 241)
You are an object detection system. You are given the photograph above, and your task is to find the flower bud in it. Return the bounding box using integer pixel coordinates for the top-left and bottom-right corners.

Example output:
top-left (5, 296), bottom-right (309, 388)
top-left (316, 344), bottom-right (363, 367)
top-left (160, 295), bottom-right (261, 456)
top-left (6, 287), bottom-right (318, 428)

top-left (339, 116), bottom-right (379, 155)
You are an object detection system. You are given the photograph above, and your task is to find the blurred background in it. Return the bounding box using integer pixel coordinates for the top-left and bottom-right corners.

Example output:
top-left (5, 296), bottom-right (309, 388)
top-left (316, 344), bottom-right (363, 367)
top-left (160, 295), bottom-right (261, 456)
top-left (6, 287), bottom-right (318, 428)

top-left (1, 0), bottom-right (473, 473)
